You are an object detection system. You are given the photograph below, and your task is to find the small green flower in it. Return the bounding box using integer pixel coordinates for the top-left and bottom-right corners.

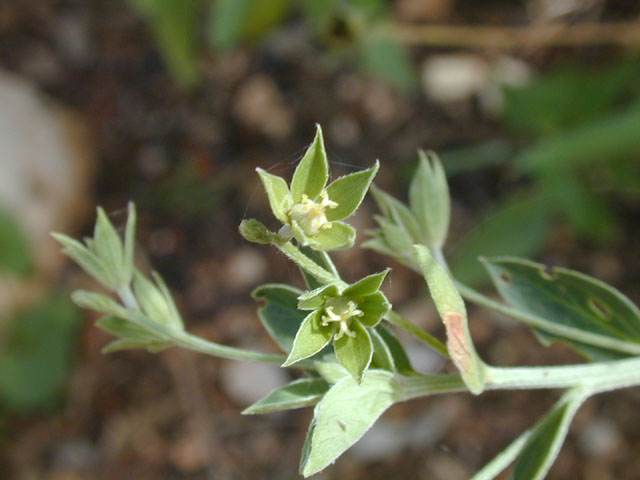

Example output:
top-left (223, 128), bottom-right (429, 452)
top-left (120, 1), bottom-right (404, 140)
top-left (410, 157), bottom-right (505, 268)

top-left (257, 124), bottom-right (379, 251)
top-left (283, 269), bottom-right (391, 381)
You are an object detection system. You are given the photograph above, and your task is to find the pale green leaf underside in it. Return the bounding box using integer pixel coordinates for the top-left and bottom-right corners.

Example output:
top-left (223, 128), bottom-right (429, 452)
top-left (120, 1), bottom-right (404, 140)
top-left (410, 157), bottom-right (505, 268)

top-left (300, 370), bottom-right (399, 477)
top-left (242, 378), bottom-right (329, 415)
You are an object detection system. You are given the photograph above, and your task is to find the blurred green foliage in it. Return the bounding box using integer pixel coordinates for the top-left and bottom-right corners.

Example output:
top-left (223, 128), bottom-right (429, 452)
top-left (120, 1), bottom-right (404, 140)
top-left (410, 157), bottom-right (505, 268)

top-left (125, 0), bottom-right (415, 92)
top-left (0, 296), bottom-right (80, 413)
top-left (447, 58), bottom-right (640, 285)
top-left (0, 209), bottom-right (32, 276)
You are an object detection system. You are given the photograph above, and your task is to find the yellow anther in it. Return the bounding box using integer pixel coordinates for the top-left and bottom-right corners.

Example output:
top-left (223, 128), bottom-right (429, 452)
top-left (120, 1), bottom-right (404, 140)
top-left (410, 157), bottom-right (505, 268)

top-left (321, 298), bottom-right (363, 340)
top-left (289, 191), bottom-right (338, 236)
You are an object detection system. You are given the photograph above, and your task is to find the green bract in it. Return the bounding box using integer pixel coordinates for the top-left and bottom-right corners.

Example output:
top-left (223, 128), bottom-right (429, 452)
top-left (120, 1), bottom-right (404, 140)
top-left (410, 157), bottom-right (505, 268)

top-left (257, 125), bottom-right (379, 251)
top-left (283, 270), bottom-right (391, 381)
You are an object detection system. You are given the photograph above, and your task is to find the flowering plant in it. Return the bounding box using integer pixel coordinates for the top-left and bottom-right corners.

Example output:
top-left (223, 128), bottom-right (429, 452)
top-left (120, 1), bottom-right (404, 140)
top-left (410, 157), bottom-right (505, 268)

top-left (54, 126), bottom-right (640, 478)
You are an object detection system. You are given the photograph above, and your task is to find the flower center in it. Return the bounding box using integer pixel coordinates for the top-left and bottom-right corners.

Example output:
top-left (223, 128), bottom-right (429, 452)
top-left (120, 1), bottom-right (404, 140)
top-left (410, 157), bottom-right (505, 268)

top-left (321, 297), bottom-right (363, 340)
top-left (288, 191), bottom-right (338, 236)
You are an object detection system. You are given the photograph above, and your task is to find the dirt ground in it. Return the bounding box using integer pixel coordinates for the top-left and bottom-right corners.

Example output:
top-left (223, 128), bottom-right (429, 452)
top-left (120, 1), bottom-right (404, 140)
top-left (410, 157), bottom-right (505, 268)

top-left (1, 1), bottom-right (640, 479)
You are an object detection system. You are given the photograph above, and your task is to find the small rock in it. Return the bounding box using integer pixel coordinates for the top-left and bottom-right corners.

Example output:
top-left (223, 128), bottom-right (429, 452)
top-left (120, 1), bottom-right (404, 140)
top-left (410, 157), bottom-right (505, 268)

top-left (421, 54), bottom-right (490, 103)
top-left (578, 418), bottom-right (621, 458)
top-left (224, 247), bottom-right (268, 289)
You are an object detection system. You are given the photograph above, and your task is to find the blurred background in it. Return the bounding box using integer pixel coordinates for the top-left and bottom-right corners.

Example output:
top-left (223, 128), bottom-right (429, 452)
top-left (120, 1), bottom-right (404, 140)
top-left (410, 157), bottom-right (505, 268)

top-left (1, 0), bottom-right (640, 478)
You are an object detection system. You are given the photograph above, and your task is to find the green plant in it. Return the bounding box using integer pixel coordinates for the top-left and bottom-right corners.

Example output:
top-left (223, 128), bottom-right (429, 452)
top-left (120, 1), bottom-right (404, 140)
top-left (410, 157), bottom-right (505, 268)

top-left (445, 58), bottom-right (640, 285)
top-left (126, 0), bottom-right (415, 91)
top-left (54, 126), bottom-right (640, 478)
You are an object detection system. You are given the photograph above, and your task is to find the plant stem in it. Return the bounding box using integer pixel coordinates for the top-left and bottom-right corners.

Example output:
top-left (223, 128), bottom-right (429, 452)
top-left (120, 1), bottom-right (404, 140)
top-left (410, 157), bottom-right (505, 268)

top-left (455, 281), bottom-right (640, 356)
top-left (485, 356), bottom-right (640, 393)
top-left (173, 331), bottom-right (290, 365)
top-left (274, 240), bottom-right (348, 289)
top-left (397, 373), bottom-right (467, 400)
top-left (385, 310), bottom-right (449, 358)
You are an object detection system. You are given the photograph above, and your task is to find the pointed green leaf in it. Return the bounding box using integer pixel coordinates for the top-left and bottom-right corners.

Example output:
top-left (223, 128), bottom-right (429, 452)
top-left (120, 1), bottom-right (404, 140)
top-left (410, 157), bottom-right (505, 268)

top-left (123, 202), bottom-right (137, 282)
top-left (370, 185), bottom-right (423, 242)
top-left (93, 207), bottom-right (126, 285)
top-left (409, 151), bottom-right (450, 248)
top-left (71, 290), bottom-right (129, 319)
top-left (356, 291), bottom-right (390, 328)
top-left (242, 378), bottom-right (329, 414)
top-left (300, 370), bottom-right (399, 477)
top-left (369, 327), bottom-right (394, 371)
top-left (101, 337), bottom-right (172, 353)
top-left (284, 311), bottom-right (333, 366)
top-left (133, 271), bottom-right (183, 330)
top-left (372, 215), bottom-right (414, 256)
top-left (375, 325), bottom-right (415, 374)
top-left (291, 125), bottom-right (329, 203)
top-left (252, 284), bottom-right (306, 352)
top-left (414, 245), bottom-right (486, 394)
top-left (325, 161), bottom-right (379, 221)
top-left (511, 389), bottom-right (586, 480)
top-left (256, 168), bottom-right (292, 223)
top-left (483, 257), bottom-right (640, 356)
top-left (52, 233), bottom-right (111, 287)
top-left (307, 221), bottom-right (355, 251)
top-left (96, 315), bottom-right (161, 343)
top-left (334, 321), bottom-right (373, 381)
top-left (343, 269), bottom-right (390, 297)
top-left (298, 284), bottom-right (338, 310)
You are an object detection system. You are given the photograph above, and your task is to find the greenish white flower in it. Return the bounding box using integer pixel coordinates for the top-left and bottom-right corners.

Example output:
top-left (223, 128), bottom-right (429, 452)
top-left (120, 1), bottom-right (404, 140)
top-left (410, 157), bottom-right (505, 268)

top-left (257, 124), bottom-right (379, 251)
top-left (283, 269), bottom-right (391, 381)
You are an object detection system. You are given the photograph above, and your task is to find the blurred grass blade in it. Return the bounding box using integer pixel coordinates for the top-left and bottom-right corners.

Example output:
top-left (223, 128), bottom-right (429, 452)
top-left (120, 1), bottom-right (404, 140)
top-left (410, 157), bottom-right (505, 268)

top-left (449, 192), bottom-right (551, 286)
top-left (127, 0), bottom-right (200, 87)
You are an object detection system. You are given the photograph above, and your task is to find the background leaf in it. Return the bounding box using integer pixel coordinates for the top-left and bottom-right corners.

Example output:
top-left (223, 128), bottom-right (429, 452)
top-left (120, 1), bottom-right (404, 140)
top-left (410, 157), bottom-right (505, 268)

top-left (449, 193), bottom-right (551, 286)
top-left (0, 208), bottom-right (32, 276)
top-left (0, 296), bottom-right (79, 411)
top-left (126, 0), bottom-right (200, 87)
top-left (252, 284), bottom-right (306, 352)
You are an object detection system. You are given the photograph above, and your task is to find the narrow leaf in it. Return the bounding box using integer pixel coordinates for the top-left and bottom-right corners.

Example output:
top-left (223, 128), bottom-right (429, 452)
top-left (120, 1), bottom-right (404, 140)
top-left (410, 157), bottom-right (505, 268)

top-left (291, 125), bottom-right (329, 203)
top-left (409, 151), bottom-right (450, 248)
top-left (123, 202), bottom-right (137, 283)
top-left (511, 389), bottom-right (586, 480)
top-left (369, 327), bottom-right (395, 371)
top-left (375, 325), bottom-right (415, 374)
top-left (242, 378), bottom-right (329, 414)
top-left (93, 207), bottom-right (125, 285)
top-left (256, 168), bottom-right (292, 223)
